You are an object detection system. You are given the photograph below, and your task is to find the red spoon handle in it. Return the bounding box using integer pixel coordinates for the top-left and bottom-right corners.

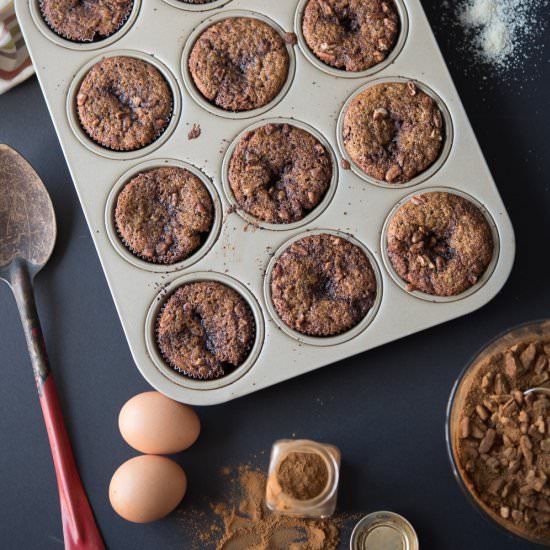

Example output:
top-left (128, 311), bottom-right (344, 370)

top-left (11, 263), bottom-right (105, 550)
top-left (40, 376), bottom-right (106, 550)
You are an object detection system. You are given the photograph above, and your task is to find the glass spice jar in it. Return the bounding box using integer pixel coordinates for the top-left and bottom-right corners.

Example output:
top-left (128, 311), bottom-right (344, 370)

top-left (265, 439), bottom-right (341, 518)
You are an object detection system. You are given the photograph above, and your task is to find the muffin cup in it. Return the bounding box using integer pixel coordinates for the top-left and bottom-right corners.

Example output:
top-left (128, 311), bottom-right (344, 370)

top-left (446, 320), bottom-right (550, 547)
top-left (154, 287), bottom-right (257, 380)
top-left (263, 229), bottom-right (383, 347)
top-left (294, 0), bottom-right (409, 79)
top-left (336, 76), bottom-right (453, 188)
top-left (380, 187), bottom-right (500, 303)
top-left (145, 272), bottom-right (265, 390)
top-left (105, 159), bottom-right (222, 272)
top-left (30, 0), bottom-right (141, 50)
top-left (221, 117), bottom-right (338, 231)
top-left (181, 10), bottom-right (296, 120)
top-left (66, 50), bottom-right (181, 160)
top-left (162, 0), bottom-right (232, 11)
top-left (38, 0), bottom-right (134, 43)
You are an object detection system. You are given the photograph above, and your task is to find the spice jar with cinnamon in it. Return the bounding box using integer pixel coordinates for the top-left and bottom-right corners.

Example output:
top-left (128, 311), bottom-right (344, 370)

top-left (265, 439), bottom-right (340, 518)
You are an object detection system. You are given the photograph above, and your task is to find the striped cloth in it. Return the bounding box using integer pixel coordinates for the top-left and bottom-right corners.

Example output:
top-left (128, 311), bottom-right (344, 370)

top-left (0, 0), bottom-right (34, 94)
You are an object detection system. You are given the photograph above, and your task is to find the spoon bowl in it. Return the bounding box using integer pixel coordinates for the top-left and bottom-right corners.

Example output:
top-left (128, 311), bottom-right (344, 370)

top-left (0, 143), bottom-right (56, 277)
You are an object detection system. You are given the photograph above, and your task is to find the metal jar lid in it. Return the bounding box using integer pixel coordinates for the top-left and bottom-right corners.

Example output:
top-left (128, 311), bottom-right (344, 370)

top-left (350, 511), bottom-right (419, 550)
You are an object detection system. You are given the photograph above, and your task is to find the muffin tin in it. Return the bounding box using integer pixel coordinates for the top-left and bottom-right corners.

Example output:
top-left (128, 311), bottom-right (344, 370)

top-left (16, 0), bottom-right (515, 404)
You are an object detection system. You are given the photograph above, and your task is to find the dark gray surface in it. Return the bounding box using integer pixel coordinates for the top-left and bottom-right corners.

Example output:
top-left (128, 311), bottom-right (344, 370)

top-left (1, 2), bottom-right (549, 549)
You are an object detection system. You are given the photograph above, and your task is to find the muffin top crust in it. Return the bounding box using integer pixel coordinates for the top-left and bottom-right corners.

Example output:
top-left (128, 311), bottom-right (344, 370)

top-left (40, 0), bottom-right (133, 42)
top-left (115, 167), bottom-right (214, 264)
top-left (386, 192), bottom-right (494, 296)
top-left (157, 281), bottom-right (255, 380)
top-left (271, 234), bottom-right (377, 337)
top-left (188, 17), bottom-right (290, 112)
top-left (77, 56), bottom-right (172, 151)
top-left (228, 123), bottom-right (332, 224)
top-left (302, 0), bottom-right (400, 71)
top-left (343, 81), bottom-right (444, 183)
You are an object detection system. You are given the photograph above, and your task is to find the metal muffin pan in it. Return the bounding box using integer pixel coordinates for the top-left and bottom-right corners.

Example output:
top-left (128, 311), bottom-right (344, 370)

top-left (16, 0), bottom-right (515, 405)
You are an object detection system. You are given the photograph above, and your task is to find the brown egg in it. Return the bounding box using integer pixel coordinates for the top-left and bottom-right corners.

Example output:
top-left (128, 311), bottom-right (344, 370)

top-left (109, 455), bottom-right (187, 523)
top-left (119, 391), bottom-right (201, 454)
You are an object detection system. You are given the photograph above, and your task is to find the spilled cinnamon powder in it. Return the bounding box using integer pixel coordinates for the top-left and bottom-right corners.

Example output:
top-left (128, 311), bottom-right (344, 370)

top-left (217, 466), bottom-right (339, 550)
top-left (179, 463), bottom-right (357, 549)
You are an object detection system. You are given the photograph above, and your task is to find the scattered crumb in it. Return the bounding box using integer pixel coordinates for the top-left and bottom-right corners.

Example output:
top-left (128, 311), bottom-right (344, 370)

top-left (283, 31), bottom-right (298, 46)
top-left (188, 123), bottom-right (201, 140)
top-left (341, 159), bottom-right (351, 170)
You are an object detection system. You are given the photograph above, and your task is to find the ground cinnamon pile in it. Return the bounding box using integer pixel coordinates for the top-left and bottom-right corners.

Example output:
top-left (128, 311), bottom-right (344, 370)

top-left (278, 452), bottom-right (329, 501)
top-left (215, 465), bottom-right (339, 550)
top-left (179, 463), bottom-right (356, 549)
top-left (456, 338), bottom-right (550, 541)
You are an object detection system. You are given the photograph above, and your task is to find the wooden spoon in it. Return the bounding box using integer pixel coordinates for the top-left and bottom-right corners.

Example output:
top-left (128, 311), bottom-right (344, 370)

top-left (0, 144), bottom-right (104, 549)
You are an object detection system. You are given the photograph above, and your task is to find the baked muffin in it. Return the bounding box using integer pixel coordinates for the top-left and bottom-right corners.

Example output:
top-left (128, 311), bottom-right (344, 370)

top-left (157, 282), bottom-right (255, 379)
top-left (40, 0), bottom-right (133, 42)
top-left (343, 81), bottom-right (444, 183)
top-left (115, 167), bottom-right (214, 264)
top-left (302, 0), bottom-right (400, 72)
top-left (188, 17), bottom-right (290, 112)
top-left (77, 56), bottom-right (172, 151)
top-left (271, 234), bottom-right (377, 336)
top-left (228, 123), bottom-right (332, 224)
top-left (386, 192), bottom-right (493, 296)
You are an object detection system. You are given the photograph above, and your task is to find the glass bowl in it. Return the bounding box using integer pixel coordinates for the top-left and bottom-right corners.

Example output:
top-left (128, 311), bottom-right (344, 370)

top-left (446, 319), bottom-right (550, 547)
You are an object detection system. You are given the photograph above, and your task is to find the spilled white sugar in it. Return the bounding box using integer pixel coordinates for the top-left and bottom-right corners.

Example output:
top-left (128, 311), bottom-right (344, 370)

top-left (454, 0), bottom-right (548, 71)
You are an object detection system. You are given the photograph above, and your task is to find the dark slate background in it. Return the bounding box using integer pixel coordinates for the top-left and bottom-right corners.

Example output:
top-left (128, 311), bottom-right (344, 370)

top-left (1, 1), bottom-right (549, 548)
